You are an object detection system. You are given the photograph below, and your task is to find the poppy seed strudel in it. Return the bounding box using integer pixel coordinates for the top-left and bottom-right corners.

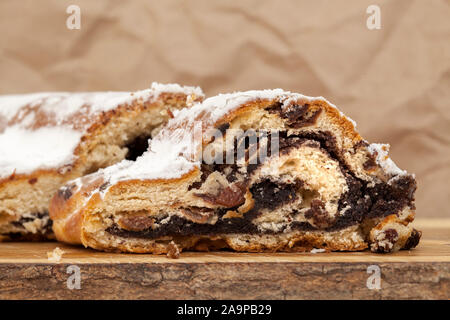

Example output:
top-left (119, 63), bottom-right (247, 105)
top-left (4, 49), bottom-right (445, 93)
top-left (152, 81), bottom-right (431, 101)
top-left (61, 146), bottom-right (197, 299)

top-left (50, 89), bottom-right (420, 254)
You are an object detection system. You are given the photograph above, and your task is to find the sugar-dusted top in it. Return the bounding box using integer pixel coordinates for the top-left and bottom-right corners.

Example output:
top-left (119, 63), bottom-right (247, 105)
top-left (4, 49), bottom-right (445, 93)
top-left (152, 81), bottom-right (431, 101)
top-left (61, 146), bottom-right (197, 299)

top-left (98, 89), bottom-right (293, 187)
top-left (0, 83), bottom-right (203, 179)
top-left (0, 82), bottom-right (203, 126)
top-left (91, 88), bottom-right (361, 195)
top-left (367, 143), bottom-right (407, 176)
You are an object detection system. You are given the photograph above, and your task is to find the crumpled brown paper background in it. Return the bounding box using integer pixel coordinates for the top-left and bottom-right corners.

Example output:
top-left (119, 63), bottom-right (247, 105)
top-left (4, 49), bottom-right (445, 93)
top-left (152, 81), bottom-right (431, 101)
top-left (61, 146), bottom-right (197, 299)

top-left (0, 0), bottom-right (449, 217)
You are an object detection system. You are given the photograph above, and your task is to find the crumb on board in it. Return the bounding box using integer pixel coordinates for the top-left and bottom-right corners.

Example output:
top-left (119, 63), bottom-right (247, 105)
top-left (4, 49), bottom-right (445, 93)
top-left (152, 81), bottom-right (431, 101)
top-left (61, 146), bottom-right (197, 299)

top-left (310, 248), bottom-right (326, 254)
top-left (166, 241), bottom-right (181, 259)
top-left (47, 247), bottom-right (65, 262)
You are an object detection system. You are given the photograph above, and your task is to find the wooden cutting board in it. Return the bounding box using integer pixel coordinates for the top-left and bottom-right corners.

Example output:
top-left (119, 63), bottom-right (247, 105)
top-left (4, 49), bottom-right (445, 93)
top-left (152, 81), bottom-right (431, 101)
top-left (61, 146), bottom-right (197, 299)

top-left (0, 218), bottom-right (448, 299)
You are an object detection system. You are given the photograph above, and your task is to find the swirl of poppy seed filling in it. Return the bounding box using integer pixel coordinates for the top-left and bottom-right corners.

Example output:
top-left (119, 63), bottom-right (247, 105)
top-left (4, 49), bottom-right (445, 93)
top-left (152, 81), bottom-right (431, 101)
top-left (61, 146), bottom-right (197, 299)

top-left (106, 128), bottom-right (416, 240)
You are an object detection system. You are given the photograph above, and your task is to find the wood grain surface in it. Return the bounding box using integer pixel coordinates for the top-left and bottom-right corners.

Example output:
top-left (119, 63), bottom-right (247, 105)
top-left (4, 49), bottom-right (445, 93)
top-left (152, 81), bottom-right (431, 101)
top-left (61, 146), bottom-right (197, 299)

top-left (0, 219), bottom-right (448, 299)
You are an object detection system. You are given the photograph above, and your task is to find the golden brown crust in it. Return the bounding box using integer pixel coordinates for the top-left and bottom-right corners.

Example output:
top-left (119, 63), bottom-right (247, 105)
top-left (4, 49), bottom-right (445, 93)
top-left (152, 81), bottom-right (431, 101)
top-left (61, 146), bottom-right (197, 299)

top-left (79, 229), bottom-right (368, 254)
top-left (50, 168), bottom-right (200, 244)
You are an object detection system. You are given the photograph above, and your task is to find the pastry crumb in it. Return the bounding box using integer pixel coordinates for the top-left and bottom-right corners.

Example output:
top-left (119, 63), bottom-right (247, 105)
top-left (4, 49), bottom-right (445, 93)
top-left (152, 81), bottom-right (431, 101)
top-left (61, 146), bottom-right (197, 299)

top-left (166, 241), bottom-right (181, 259)
top-left (310, 248), bottom-right (326, 254)
top-left (47, 247), bottom-right (65, 262)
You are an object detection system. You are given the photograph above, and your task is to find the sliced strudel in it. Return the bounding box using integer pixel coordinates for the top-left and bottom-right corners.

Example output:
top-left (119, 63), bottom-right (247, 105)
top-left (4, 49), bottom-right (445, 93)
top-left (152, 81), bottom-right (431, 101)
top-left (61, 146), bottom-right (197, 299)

top-left (50, 89), bottom-right (420, 254)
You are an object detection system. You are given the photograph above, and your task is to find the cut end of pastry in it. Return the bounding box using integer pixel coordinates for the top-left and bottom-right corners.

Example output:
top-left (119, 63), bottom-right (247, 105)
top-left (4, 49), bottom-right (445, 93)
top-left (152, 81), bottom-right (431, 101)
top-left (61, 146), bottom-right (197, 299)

top-left (50, 89), bottom-right (420, 254)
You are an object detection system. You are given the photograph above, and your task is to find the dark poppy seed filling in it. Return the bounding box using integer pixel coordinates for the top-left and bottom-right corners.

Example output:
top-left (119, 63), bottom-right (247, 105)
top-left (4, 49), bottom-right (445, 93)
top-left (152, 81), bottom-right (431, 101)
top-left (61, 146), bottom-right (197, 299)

top-left (7, 211), bottom-right (53, 240)
top-left (107, 181), bottom-right (300, 238)
top-left (11, 212), bottom-right (51, 228)
top-left (106, 128), bottom-right (416, 240)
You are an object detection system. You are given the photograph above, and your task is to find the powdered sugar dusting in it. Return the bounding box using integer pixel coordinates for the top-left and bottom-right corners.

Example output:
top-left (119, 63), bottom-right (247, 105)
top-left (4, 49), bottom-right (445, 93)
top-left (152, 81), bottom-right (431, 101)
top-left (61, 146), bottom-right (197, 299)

top-left (0, 83), bottom-right (202, 179)
top-left (0, 126), bottom-right (82, 177)
top-left (99, 122), bottom-right (200, 189)
top-left (175, 89), bottom-right (290, 125)
top-left (106, 139), bottom-right (197, 185)
top-left (0, 83), bottom-right (203, 126)
top-left (62, 89), bottom-right (362, 198)
top-left (96, 89), bottom-right (293, 190)
top-left (0, 93), bottom-right (52, 122)
top-left (367, 143), bottom-right (407, 176)
top-left (149, 82), bottom-right (203, 98)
